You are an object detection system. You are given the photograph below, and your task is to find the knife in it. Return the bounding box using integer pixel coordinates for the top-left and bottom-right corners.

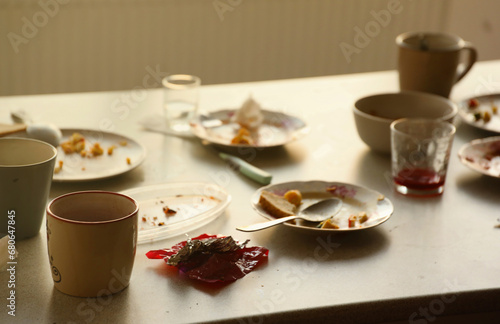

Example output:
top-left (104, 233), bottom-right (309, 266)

top-left (218, 152), bottom-right (272, 185)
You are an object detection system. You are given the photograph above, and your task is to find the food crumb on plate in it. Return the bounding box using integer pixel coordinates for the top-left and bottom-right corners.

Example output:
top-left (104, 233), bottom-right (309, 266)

top-left (107, 145), bottom-right (116, 155)
top-left (90, 142), bottom-right (104, 156)
top-left (163, 207), bottom-right (177, 216)
top-left (54, 160), bottom-right (64, 174)
top-left (319, 219), bottom-right (339, 229)
top-left (284, 189), bottom-right (302, 207)
top-left (468, 98), bottom-right (479, 109)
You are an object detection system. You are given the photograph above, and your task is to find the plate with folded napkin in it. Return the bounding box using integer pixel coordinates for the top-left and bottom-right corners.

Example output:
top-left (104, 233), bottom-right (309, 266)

top-left (191, 96), bottom-right (309, 149)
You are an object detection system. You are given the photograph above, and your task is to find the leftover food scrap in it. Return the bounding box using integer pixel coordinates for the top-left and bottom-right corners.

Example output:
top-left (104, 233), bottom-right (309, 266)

top-left (258, 186), bottom-right (377, 229)
top-left (319, 219), bottom-right (339, 229)
top-left (259, 190), bottom-right (298, 218)
top-left (258, 189), bottom-right (302, 224)
top-left (348, 212), bottom-right (369, 228)
top-left (55, 132), bottom-right (131, 173)
top-left (140, 205), bottom-right (178, 228)
top-left (146, 234), bottom-right (269, 283)
top-left (283, 190), bottom-right (302, 207)
top-left (467, 98), bottom-right (479, 109)
top-left (60, 132), bottom-right (86, 154)
top-left (317, 211), bottom-right (370, 230)
top-left (230, 96), bottom-right (264, 145)
top-left (231, 127), bottom-right (254, 145)
top-left (60, 132), bottom-right (125, 158)
top-left (162, 206), bottom-right (177, 216)
top-left (467, 98), bottom-right (498, 123)
top-left (54, 160), bottom-right (64, 174)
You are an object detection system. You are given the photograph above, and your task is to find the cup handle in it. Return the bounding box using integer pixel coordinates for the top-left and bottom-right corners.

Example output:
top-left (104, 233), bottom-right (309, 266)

top-left (455, 42), bottom-right (477, 83)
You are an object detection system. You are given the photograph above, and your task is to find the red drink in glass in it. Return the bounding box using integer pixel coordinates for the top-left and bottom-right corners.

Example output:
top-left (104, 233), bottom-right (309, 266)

top-left (393, 168), bottom-right (445, 196)
top-left (391, 119), bottom-right (455, 197)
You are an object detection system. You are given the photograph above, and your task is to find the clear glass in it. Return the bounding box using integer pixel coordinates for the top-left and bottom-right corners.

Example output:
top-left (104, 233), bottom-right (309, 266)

top-left (390, 118), bottom-right (456, 197)
top-left (162, 74), bottom-right (201, 133)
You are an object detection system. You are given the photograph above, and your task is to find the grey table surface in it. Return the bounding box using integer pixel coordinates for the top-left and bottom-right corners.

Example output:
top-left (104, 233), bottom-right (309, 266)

top-left (1, 61), bottom-right (500, 324)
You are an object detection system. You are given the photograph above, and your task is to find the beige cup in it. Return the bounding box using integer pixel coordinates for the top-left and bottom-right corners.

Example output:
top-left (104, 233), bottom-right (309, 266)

top-left (396, 32), bottom-right (477, 98)
top-left (46, 191), bottom-right (138, 297)
top-left (0, 138), bottom-right (57, 240)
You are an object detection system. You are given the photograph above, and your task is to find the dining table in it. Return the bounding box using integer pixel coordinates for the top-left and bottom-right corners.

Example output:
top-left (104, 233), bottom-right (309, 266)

top-left (1, 60), bottom-right (500, 324)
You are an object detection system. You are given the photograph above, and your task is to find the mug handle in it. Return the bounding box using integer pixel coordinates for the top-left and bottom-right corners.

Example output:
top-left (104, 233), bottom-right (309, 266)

top-left (455, 41), bottom-right (477, 83)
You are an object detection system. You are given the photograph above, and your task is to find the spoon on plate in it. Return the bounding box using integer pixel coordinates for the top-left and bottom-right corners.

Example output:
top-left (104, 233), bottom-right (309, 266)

top-left (236, 197), bottom-right (343, 232)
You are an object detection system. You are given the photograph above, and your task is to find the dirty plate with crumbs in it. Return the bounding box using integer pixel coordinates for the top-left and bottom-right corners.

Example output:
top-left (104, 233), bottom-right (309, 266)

top-left (251, 180), bottom-right (393, 233)
top-left (52, 128), bottom-right (146, 182)
top-left (458, 94), bottom-right (500, 133)
top-left (121, 182), bottom-right (231, 243)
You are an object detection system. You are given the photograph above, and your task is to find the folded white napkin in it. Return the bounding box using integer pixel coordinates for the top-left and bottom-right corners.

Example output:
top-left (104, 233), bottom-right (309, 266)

top-left (138, 114), bottom-right (195, 138)
top-left (232, 96), bottom-right (264, 130)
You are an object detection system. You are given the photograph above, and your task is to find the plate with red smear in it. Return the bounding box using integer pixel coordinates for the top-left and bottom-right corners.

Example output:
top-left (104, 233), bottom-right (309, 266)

top-left (121, 182), bottom-right (231, 244)
top-left (458, 136), bottom-right (500, 178)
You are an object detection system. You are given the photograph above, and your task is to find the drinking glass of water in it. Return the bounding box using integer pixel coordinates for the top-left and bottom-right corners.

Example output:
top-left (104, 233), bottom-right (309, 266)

top-left (162, 74), bottom-right (201, 134)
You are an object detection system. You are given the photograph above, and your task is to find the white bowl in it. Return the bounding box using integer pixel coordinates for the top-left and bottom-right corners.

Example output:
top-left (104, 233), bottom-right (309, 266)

top-left (353, 91), bottom-right (458, 153)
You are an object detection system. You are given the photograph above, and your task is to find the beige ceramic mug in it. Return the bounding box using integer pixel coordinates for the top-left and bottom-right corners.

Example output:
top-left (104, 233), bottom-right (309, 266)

top-left (46, 191), bottom-right (138, 297)
top-left (0, 138), bottom-right (57, 240)
top-left (396, 32), bottom-right (477, 98)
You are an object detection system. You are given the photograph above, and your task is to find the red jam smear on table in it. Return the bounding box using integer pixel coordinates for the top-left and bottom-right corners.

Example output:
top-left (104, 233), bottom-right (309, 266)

top-left (146, 234), bottom-right (269, 283)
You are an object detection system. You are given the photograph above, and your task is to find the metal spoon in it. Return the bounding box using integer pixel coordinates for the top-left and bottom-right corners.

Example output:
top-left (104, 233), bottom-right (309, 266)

top-left (236, 198), bottom-right (343, 232)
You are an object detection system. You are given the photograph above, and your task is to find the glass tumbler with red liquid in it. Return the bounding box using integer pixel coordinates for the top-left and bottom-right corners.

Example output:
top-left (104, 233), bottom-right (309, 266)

top-left (390, 118), bottom-right (456, 196)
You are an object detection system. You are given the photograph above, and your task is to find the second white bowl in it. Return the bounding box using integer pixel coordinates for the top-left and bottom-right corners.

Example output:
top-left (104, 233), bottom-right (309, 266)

top-left (353, 91), bottom-right (458, 153)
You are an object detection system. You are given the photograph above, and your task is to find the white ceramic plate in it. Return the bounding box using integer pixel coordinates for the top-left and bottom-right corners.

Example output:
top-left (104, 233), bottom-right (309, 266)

top-left (458, 136), bottom-right (500, 178)
top-left (250, 181), bottom-right (393, 232)
top-left (53, 128), bottom-right (146, 182)
top-left (458, 94), bottom-right (500, 133)
top-left (121, 182), bottom-right (231, 244)
top-left (190, 109), bottom-right (309, 148)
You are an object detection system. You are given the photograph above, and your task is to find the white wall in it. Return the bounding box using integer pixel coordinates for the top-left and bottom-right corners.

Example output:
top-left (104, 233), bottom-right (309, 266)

top-left (0, 0), bottom-right (498, 96)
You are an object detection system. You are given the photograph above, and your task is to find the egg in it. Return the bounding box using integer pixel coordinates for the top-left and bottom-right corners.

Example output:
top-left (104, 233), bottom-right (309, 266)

top-left (26, 123), bottom-right (62, 147)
